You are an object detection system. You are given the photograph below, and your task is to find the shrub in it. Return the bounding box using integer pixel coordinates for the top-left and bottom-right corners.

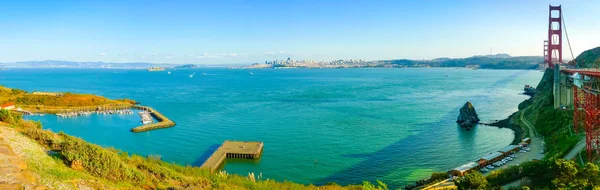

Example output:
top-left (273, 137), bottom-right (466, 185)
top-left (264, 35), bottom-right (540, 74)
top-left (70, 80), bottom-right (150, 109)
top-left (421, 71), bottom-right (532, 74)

top-left (59, 134), bottom-right (146, 182)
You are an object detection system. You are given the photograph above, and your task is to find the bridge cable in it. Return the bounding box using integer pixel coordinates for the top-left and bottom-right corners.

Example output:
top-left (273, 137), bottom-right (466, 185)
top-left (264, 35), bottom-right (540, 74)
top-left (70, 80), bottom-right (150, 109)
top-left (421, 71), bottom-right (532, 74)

top-left (561, 11), bottom-right (577, 67)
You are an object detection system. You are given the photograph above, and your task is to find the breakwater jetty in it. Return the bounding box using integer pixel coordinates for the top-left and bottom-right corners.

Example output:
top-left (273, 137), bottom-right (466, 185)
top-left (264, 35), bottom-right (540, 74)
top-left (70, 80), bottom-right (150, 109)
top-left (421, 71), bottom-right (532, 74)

top-left (201, 141), bottom-right (264, 172)
top-left (130, 105), bottom-right (176, 132)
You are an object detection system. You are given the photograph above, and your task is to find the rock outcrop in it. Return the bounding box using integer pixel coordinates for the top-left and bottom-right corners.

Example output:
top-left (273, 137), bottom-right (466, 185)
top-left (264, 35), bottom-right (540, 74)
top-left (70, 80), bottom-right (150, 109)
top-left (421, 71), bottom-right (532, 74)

top-left (456, 101), bottom-right (480, 129)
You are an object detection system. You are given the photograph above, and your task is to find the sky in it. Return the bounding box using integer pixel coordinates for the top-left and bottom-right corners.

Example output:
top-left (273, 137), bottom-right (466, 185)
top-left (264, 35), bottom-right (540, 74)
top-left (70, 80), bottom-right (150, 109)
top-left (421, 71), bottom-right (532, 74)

top-left (0, 0), bottom-right (599, 64)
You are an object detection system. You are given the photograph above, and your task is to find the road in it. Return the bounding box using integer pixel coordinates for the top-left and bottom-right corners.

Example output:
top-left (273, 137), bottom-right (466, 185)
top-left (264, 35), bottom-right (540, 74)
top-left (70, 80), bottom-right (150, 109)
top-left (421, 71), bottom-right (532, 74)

top-left (502, 109), bottom-right (585, 189)
top-left (424, 110), bottom-right (545, 190)
top-left (564, 139), bottom-right (586, 161)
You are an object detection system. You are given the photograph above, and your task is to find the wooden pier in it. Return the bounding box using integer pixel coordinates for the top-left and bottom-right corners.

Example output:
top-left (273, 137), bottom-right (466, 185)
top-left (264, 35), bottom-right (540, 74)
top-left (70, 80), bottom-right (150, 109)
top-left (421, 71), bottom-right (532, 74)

top-left (201, 141), bottom-right (264, 172)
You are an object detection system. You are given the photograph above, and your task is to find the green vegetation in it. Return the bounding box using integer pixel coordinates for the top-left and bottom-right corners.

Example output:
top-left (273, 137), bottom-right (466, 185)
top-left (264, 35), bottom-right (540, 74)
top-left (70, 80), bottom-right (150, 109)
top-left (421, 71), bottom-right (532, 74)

top-left (485, 159), bottom-right (599, 189)
top-left (454, 172), bottom-right (490, 190)
top-left (382, 56), bottom-right (541, 69)
top-left (0, 85), bottom-right (135, 114)
top-left (520, 69), bottom-right (580, 160)
top-left (0, 110), bottom-right (388, 189)
top-left (572, 46), bottom-right (600, 68)
top-left (477, 66), bottom-right (599, 189)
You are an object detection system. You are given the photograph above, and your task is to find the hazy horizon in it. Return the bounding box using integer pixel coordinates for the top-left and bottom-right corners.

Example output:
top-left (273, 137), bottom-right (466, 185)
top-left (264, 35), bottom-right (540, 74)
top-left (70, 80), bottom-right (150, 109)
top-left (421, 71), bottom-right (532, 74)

top-left (1, 1), bottom-right (598, 64)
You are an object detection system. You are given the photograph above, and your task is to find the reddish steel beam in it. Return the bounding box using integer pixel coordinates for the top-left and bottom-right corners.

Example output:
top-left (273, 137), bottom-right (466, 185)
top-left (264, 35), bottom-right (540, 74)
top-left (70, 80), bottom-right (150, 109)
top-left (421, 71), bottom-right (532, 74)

top-left (547, 5), bottom-right (563, 68)
top-left (574, 85), bottom-right (581, 133)
top-left (583, 89), bottom-right (600, 162)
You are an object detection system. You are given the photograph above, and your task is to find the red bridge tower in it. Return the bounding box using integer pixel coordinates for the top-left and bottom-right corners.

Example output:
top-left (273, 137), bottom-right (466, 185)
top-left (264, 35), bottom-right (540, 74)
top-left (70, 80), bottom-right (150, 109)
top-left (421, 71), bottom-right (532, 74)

top-left (547, 5), bottom-right (563, 68)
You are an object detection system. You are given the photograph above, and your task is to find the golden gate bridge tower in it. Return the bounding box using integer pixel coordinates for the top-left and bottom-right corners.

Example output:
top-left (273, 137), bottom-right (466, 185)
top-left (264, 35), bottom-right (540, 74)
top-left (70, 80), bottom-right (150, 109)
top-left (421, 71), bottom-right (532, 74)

top-left (546, 5), bottom-right (562, 68)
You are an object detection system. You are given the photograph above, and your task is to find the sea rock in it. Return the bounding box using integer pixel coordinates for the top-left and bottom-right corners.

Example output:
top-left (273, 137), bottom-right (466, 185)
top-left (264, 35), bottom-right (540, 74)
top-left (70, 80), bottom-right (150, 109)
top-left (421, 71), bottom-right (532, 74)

top-left (456, 101), bottom-right (480, 128)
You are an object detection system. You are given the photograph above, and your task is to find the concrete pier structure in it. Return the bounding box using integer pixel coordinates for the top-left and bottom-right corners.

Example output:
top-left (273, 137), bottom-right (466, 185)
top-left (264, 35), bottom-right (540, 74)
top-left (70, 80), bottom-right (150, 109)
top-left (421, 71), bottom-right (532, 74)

top-left (200, 141), bottom-right (264, 172)
top-left (554, 65), bottom-right (574, 109)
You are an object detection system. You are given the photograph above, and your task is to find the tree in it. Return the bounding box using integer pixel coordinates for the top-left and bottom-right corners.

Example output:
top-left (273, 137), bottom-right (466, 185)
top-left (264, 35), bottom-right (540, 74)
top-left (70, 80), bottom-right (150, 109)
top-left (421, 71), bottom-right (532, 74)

top-left (454, 172), bottom-right (489, 190)
top-left (551, 159), bottom-right (589, 189)
top-left (581, 162), bottom-right (600, 187)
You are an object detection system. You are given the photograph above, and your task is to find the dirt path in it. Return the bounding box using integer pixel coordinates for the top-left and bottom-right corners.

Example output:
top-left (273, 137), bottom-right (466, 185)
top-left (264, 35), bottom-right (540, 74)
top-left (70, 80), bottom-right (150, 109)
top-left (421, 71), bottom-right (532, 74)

top-left (0, 132), bottom-right (42, 189)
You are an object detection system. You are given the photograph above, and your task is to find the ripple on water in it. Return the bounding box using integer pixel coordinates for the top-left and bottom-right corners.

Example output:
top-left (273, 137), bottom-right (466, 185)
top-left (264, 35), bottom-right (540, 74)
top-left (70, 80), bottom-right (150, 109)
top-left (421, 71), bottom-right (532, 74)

top-left (12, 68), bottom-right (543, 188)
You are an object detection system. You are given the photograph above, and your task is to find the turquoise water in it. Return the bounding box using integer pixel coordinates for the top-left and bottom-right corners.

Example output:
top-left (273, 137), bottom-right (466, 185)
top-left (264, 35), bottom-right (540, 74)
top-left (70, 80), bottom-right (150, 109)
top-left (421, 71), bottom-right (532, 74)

top-left (1, 68), bottom-right (542, 187)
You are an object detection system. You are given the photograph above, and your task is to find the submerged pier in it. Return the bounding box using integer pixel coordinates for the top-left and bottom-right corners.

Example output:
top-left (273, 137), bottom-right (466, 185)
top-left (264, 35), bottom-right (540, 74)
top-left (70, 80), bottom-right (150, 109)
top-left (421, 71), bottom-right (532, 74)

top-left (130, 105), bottom-right (176, 132)
top-left (201, 141), bottom-right (264, 172)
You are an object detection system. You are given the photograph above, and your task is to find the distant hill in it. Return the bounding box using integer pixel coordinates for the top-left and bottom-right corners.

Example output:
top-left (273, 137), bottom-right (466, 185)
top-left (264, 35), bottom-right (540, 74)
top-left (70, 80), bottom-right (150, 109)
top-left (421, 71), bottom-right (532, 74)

top-left (472, 53), bottom-right (512, 59)
top-left (572, 46), bottom-right (600, 68)
top-left (382, 55), bottom-right (543, 69)
top-left (0, 60), bottom-right (174, 69)
top-left (174, 64), bottom-right (200, 69)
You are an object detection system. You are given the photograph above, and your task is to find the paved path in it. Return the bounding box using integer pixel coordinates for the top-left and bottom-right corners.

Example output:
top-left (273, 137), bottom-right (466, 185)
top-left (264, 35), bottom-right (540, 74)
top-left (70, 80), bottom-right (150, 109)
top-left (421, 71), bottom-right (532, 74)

top-left (421, 179), bottom-right (456, 190)
top-left (564, 138), bottom-right (586, 161)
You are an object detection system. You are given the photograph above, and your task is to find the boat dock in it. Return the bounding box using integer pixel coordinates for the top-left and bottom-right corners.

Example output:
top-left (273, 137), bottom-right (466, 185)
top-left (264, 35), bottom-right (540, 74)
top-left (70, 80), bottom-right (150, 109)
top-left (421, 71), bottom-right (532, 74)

top-left (200, 141), bottom-right (264, 172)
top-left (130, 105), bottom-right (175, 132)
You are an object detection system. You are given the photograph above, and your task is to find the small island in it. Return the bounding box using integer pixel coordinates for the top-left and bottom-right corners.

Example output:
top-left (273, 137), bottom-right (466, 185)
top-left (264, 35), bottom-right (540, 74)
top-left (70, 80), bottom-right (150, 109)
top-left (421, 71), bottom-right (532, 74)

top-left (457, 101), bottom-right (480, 129)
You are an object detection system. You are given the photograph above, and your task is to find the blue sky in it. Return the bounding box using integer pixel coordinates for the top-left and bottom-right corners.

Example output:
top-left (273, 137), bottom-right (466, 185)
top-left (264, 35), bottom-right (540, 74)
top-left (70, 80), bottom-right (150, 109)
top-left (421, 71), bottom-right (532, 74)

top-left (0, 0), bottom-right (599, 64)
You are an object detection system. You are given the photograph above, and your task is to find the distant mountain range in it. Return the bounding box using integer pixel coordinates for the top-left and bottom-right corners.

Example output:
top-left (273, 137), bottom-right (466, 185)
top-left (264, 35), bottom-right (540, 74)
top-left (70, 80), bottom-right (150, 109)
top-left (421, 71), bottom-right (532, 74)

top-left (380, 54), bottom-right (543, 69)
top-left (0, 54), bottom-right (544, 69)
top-left (0, 60), bottom-right (239, 69)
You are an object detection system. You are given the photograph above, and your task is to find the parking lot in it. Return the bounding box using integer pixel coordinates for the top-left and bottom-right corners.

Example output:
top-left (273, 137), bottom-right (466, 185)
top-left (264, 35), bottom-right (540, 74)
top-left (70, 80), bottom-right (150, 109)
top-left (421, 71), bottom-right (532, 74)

top-left (483, 136), bottom-right (544, 175)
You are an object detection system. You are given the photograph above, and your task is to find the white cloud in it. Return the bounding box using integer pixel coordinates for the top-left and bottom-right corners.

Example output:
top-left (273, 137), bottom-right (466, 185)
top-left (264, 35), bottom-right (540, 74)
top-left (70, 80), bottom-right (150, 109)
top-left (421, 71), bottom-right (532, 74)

top-left (264, 51), bottom-right (285, 56)
top-left (196, 53), bottom-right (220, 59)
top-left (221, 53), bottom-right (238, 57)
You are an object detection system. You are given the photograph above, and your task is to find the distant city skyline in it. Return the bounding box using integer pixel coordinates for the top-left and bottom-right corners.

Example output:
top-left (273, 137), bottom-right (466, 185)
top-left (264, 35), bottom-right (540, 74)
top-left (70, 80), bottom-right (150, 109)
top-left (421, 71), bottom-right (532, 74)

top-left (1, 1), bottom-right (599, 64)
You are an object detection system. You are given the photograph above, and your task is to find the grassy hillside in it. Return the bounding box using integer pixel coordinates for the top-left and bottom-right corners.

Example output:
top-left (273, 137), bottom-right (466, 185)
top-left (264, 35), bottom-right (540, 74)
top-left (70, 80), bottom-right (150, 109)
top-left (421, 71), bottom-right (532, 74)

top-left (383, 56), bottom-right (542, 69)
top-left (0, 110), bottom-right (387, 189)
top-left (0, 85), bottom-right (134, 113)
top-left (520, 69), bottom-right (580, 160)
top-left (573, 46), bottom-right (600, 68)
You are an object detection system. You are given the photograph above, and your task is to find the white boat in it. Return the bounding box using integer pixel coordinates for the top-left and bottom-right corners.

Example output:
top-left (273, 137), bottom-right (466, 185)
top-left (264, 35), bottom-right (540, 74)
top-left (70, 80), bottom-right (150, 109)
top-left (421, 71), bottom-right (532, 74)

top-left (189, 72), bottom-right (196, 78)
top-left (249, 72), bottom-right (254, 75)
top-left (168, 71), bottom-right (171, 74)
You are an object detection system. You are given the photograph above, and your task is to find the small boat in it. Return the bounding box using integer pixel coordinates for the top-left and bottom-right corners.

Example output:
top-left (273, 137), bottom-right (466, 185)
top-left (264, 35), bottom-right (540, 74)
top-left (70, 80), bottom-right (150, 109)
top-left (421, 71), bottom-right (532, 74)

top-left (189, 72), bottom-right (196, 78)
top-left (202, 73), bottom-right (206, 76)
top-left (168, 71), bottom-right (171, 74)
top-left (249, 72), bottom-right (254, 75)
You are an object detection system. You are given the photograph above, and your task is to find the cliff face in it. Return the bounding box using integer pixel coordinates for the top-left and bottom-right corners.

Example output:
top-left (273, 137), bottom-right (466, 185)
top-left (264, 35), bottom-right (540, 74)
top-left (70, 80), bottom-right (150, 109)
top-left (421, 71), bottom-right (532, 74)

top-left (457, 101), bottom-right (480, 129)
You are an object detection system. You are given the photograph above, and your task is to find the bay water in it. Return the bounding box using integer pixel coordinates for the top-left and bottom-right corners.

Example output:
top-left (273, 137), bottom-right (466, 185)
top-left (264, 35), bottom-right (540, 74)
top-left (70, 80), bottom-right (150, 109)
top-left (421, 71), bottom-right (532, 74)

top-left (0, 68), bottom-right (542, 187)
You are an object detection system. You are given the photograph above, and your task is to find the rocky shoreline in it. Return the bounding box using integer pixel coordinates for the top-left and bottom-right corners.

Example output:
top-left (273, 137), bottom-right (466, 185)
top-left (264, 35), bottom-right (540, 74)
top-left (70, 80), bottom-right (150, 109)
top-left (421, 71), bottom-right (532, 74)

top-left (483, 94), bottom-right (534, 145)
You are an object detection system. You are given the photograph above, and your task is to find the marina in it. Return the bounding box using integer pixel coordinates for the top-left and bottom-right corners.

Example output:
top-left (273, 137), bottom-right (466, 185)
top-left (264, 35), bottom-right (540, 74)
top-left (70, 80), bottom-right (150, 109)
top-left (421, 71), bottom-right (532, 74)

top-left (57, 109), bottom-right (134, 118)
top-left (130, 105), bottom-right (176, 132)
top-left (53, 106), bottom-right (170, 131)
top-left (200, 141), bottom-right (264, 172)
